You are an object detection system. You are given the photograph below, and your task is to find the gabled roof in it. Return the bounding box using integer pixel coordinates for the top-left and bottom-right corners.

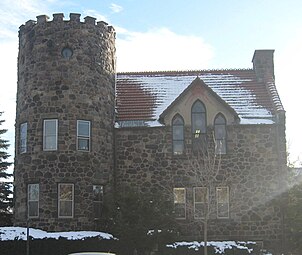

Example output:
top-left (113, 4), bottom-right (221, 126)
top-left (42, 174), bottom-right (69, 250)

top-left (159, 76), bottom-right (239, 122)
top-left (116, 69), bottom-right (281, 127)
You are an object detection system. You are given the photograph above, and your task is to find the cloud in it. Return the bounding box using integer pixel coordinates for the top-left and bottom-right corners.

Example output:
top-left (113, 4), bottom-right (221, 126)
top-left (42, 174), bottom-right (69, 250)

top-left (275, 28), bottom-right (302, 164)
top-left (110, 3), bottom-right (123, 13)
top-left (116, 28), bottom-right (214, 72)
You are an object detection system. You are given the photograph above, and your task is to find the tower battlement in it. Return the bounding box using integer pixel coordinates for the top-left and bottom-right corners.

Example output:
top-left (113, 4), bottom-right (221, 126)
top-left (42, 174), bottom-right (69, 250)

top-left (19, 13), bottom-right (115, 35)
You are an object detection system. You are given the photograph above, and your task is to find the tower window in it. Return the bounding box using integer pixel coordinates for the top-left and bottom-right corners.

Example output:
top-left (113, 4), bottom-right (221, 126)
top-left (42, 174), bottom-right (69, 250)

top-left (28, 184), bottom-right (39, 218)
top-left (43, 119), bottom-right (58, 151)
top-left (77, 120), bottom-right (91, 151)
top-left (172, 115), bottom-right (184, 155)
top-left (61, 47), bottom-right (73, 59)
top-left (20, 122), bottom-right (27, 154)
top-left (214, 114), bottom-right (227, 154)
top-left (58, 183), bottom-right (74, 218)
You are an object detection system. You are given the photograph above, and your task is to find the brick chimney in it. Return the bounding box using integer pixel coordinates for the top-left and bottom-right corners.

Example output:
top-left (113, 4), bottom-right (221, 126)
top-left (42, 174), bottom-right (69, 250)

top-left (252, 49), bottom-right (275, 81)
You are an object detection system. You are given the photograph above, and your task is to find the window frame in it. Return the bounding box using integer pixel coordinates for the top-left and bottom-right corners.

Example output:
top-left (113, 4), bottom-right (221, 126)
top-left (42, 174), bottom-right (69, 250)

top-left (172, 114), bottom-right (185, 156)
top-left (43, 119), bottom-right (58, 151)
top-left (214, 113), bottom-right (227, 154)
top-left (191, 100), bottom-right (207, 152)
top-left (216, 186), bottom-right (230, 219)
top-left (93, 185), bottom-right (104, 219)
top-left (28, 183), bottom-right (39, 218)
top-left (173, 187), bottom-right (186, 219)
top-left (193, 187), bottom-right (209, 219)
top-left (77, 120), bottom-right (91, 151)
top-left (20, 122), bottom-right (28, 154)
top-left (58, 183), bottom-right (74, 218)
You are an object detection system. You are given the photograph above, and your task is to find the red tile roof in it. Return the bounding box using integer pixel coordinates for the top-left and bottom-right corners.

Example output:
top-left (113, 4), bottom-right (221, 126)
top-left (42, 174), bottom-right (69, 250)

top-left (116, 69), bottom-right (283, 127)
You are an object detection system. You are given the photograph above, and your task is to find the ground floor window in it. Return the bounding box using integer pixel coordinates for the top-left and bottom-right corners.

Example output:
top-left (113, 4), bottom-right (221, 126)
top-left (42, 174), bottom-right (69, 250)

top-left (58, 183), bottom-right (74, 218)
top-left (93, 185), bottom-right (104, 219)
top-left (28, 183), bottom-right (39, 218)
top-left (193, 187), bottom-right (209, 219)
top-left (216, 186), bottom-right (229, 218)
top-left (173, 187), bottom-right (186, 219)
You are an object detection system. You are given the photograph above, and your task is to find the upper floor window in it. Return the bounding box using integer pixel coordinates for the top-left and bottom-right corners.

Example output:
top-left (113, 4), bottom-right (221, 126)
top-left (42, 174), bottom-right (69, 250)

top-left (193, 187), bottom-right (209, 219)
top-left (77, 120), bottom-right (91, 151)
top-left (214, 114), bottom-right (227, 154)
top-left (172, 115), bottom-right (184, 155)
top-left (43, 119), bottom-right (58, 151)
top-left (173, 187), bottom-right (186, 219)
top-left (191, 100), bottom-right (207, 152)
top-left (216, 186), bottom-right (229, 218)
top-left (93, 185), bottom-right (104, 219)
top-left (28, 183), bottom-right (39, 218)
top-left (20, 122), bottom-right (27, 154)
top-left (58, 183), bottom-right (74, 218)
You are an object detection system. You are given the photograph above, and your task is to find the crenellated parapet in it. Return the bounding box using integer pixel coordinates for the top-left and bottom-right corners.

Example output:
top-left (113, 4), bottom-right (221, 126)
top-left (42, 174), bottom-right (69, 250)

top-left (19, 13), bottom-right (115, 36)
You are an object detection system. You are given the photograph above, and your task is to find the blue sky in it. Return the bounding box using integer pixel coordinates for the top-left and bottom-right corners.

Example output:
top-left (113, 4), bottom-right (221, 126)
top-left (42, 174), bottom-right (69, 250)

top-left (0, 0), bottom-right (301, 169)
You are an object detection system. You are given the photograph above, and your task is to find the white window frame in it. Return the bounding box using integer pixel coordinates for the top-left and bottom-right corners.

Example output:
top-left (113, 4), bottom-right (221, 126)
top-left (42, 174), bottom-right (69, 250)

top-left (58, 183), bottom-right (74, 218)
top-left (193, 187), bottom-right (209, 219)
top-left (28, 183), bottom-right (39, 218)
top-left (43, 119), bottom-right (58, 151)
top-left (20, 122), bottom-right (27, 154)
top-left (173, 187), bottom-right (186, 219)
top-left (93, 185), bottom-right (104, 219)
top-left (77, 120), bottom-right (91, 151)
top-left (216, 186), bottom-right (230, 219)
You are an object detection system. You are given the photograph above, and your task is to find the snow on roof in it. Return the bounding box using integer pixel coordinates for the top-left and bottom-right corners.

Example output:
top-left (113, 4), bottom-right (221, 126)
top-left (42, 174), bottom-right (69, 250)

top-left (167, 240), bottom-right (255, 254)
top-left (116, 69), bottom-right (278, 127)
top-left (0, 227), bottom-right (114, 241)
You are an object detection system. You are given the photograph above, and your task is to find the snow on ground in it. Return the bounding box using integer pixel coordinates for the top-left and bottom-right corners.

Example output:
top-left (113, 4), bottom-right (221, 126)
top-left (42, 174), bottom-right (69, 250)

top-left (0, 227), bottom-right (114, 241)
top-left (167, 240), bottom-right (255, 254)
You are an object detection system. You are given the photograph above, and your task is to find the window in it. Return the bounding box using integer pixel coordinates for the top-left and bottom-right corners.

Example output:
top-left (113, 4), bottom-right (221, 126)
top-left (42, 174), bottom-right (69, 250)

top-left (58, 183), bottom-right (74, 218)
top-left (194, 187), bottom-right (209, 219)
top-left (191, 100), bottom-right (207, 152)
top-left (172, 115), bottom-right (184, 155)
top-left (28, 184), bottom-right (39, 218)
top-left (216, 186), bottom-right (229, 218)
top-left (214, 114), bottom-right (227, 154)
top-left (77, 120), bottom-right (90, 151)
top-left (43, 119), bottom-right (58, 151)
top-left (93, 185), bottom-right (104, 219)
top-left (20, 122), bottom-right (27, 154)
top-left (173, 188), bottom-right (186, 219)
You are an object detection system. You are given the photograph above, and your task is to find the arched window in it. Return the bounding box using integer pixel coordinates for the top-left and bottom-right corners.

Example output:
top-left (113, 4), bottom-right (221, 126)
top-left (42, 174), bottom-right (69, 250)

top-left (191, 100), bottom-right (207, 152)
top-left (214, 113), bottom-right (227, 154)
top-left (172, 115), bottom-right (184, 155)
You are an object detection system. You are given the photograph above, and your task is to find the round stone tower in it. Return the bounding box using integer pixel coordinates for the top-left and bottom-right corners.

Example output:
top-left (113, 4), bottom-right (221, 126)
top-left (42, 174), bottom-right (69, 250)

top-left (14, 13), bottom-right (116, 231)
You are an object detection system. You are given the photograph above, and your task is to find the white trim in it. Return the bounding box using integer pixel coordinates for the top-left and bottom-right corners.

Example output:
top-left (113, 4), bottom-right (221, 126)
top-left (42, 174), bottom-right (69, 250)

top-left (77, 120), bottom-right (91, 151)
top-left (58, 183), bottom-right (74, 218)
top-left (216, 186), bottom-right (229, 219)
top-left (28, 183), bottom-right (39, 218)
top-left (193, 187), bottom-right (209, 219)
top-left (43, 119), bottom-right (58, 151)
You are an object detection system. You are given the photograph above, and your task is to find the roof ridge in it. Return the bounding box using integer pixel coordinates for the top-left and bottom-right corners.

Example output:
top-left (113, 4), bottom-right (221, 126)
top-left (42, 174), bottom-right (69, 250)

top-left (117, 68), bottom-right (253, 75)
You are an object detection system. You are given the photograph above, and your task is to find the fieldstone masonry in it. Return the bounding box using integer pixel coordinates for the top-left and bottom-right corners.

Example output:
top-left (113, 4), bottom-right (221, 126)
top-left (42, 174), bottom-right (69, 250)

top-left (14, 13), bottom-right (116, 231)
top-left (14, 12), bottom-right (287, 252)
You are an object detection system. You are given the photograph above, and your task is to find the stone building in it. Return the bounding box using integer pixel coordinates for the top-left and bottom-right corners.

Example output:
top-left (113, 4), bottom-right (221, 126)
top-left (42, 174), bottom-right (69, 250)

top-left (14, 13), bottom-right (287, 250)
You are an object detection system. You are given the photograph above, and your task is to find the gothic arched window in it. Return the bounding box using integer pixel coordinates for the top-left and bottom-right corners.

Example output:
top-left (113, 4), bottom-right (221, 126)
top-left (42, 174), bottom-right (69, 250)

top-left (214, 113), bottom-right (227, 154)
top-left (172, 114), bottom-right (184, 155)
top-left (191, 100), bottom-right (207, 152)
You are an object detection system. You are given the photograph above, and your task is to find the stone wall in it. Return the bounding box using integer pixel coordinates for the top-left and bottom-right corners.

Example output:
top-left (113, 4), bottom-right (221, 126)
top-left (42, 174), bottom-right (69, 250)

top-left (115, 123), bottom-right (287, 247)
top-left (14, 13), bottom-right (116, 231)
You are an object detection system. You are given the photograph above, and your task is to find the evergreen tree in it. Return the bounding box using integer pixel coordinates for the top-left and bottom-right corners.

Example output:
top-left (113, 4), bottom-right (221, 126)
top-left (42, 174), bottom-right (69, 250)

top-left (0, 112), bottom-right (13, 226)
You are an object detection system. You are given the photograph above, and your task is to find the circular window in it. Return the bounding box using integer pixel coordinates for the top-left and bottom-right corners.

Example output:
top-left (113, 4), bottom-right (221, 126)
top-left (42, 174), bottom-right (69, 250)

top-left (61, 47), bottom-right (73, 59)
